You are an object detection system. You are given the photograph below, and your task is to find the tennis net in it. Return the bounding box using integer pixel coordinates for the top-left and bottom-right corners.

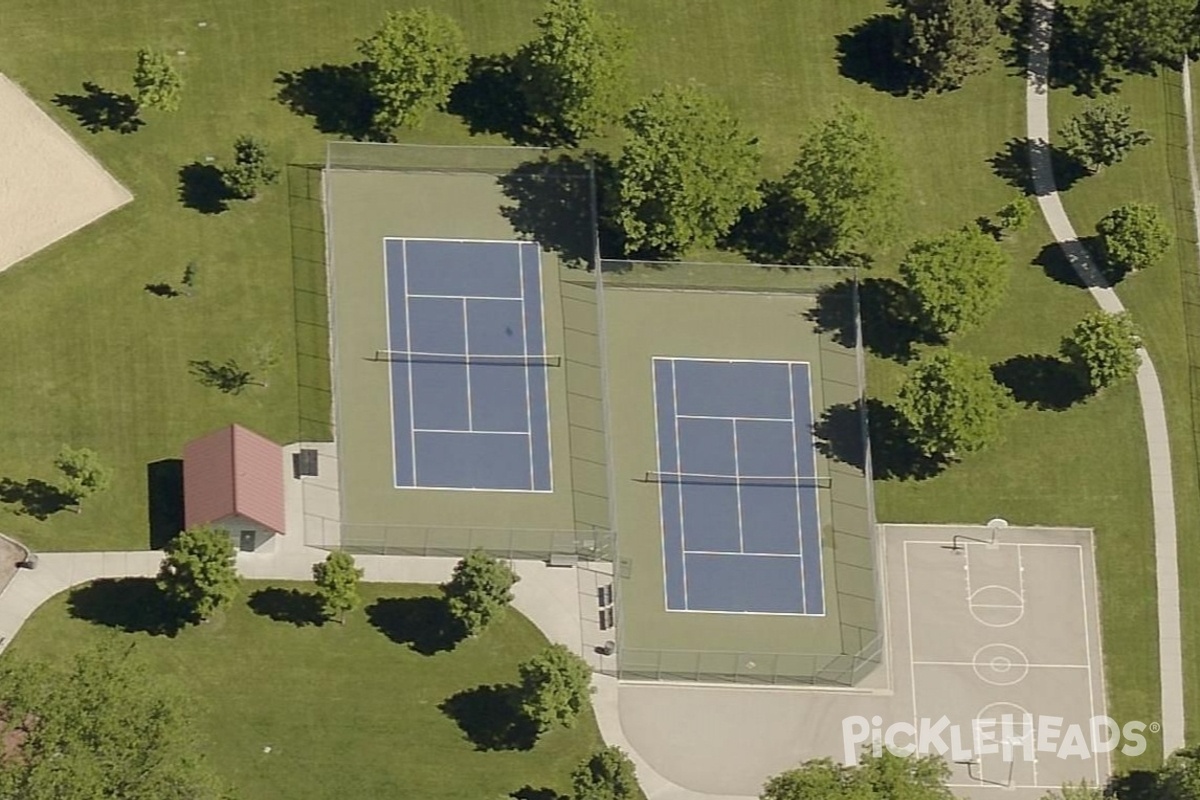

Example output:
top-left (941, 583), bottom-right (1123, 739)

top-left (643, 471), bottom-right (832, 489)
top-left (372, 350), bottom-right (562, 367)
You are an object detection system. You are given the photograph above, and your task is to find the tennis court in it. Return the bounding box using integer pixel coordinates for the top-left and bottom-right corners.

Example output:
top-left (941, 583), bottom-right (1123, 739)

top-left (652, 357), bottom-right (824, 615)
top-left (383, 237), bottom-right (552, 492)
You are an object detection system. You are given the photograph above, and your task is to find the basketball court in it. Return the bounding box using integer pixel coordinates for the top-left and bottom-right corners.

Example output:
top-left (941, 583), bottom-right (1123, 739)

top-left (887, 524), bottom-right (1111, 792)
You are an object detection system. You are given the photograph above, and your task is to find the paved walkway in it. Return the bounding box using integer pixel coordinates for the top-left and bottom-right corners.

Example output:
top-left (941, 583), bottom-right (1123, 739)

top-left (1025, 0), bottom-right (1184, 754)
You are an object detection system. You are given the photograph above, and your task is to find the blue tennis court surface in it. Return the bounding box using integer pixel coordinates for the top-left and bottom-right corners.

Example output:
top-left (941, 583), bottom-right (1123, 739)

top-left (653, 357), bottom-right (824, 615)
top-left (384, 238), bottom-right (552, 491)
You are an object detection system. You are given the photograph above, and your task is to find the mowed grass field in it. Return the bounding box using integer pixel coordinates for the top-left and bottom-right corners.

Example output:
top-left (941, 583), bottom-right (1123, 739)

top-left (1049, 53), bottom-right (1200, 747)
top-left (9, 581), bottom-right (609, 800)
top-left (0, 0), bottom-right (1169, 767)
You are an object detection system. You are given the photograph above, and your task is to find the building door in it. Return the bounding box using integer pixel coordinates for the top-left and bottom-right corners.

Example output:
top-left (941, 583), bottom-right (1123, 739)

top-left (239, 530), bottom-right (257, 552)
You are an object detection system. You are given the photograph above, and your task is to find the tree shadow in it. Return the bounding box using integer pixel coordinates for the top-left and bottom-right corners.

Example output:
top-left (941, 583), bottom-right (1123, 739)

top-left (274, 63), bottom-right (377, 140)
top-left (722, 180), bottom-right (801, 264)
top-left (146, 459), bottom-right (183, 549)
top-left (991, 354), bottom-right (1087, 411)
top-left (52, 82), bottom-right (144, 134)
top-left (0, 477), bottom-right (72, 520)
top-left (813, 399), bottom-right (947, 481)
top-left (66, 578), bottom-right (182, 636)
top-left (365, 596), bottom-right (464, 655)
top-left (806, 277), bottom-right (932, 363)
top-left (248, 587), bottom-right (326, 626)
top-left (1107, 770), bottom-right (1161, 800)
top-left (1003, 2), bottom-right (1119, 96)
top-left (1034, 238), bottom-right (1115, 287)
top-left (447, 54), bottom-right (565, 146)
top-left (144, 282), bottom-right (179, 298)
top-left (498, 154), bottom-right (597, 267)
top-left (834, 14), bottom-right (918, 96)
top-left (988, 137), bottom-right (1086, 196)
top-left (178, 163), bottom-right (232, 214)
top-left (439, 683), bottom-right (536, 751)
top-left (510, 788), bottom-right (565, 800)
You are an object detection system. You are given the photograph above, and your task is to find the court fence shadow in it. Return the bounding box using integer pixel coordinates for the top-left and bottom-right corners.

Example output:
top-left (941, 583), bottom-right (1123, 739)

top-left (274, 63), bottom-right (377, 140)
top-left (365, 595), bottom-right (464, 655)
top-left (52, 82), bottom-right (144, 134)
top-left (0, 477), bottom-right (73, 520)
top-left (439, 683), bottom-right (537, 751)
top-left (248, 587), bottom-right (326, 627)
top-left (834, 13), bottom-right (920, 96)
top-left (813, 399), bottom-right (947, 481)
top-left (66, 577), bottom-right (183, 637)
top-left (991, 354), bottom-right (1088, 411)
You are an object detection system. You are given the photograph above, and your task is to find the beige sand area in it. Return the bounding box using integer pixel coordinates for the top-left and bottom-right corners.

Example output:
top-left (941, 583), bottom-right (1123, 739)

top-left (0, 75), bottom-right (132, 272)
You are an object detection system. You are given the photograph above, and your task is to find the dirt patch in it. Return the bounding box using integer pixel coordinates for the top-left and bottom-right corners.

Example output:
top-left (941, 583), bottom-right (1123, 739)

top-left (0, 75), bottom-right (132, 272)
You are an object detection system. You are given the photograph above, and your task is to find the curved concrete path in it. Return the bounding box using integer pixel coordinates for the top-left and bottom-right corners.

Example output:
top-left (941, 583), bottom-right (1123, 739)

top-left (1025, 0), bottom-right (1184, 755)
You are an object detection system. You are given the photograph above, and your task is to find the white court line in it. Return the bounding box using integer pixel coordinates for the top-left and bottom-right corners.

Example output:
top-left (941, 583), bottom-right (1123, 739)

top-left (461, 298), bottom-right (473, 432)
top-left (799, 362), bottom-right (823, 613)
top-left (903, 542), bottom-right (920, 735)
top-left (651, 359), bottom-right (674, 614)
top-left (912, 660), bottom-right (1090, 669)
top-left (676, 413), bottom-right (795, 423)
top-left (518, 245), bottom-right (535, 491)
top-left (382, 235), bottom-right (524, 245)
top-left (403, 240), bottom-right (418, 485)
top-left (1073, 544), bottom-right (1101, 786)
top-left (671, 361), bottom-right (689, 611)
top-left (531, 243), bottom-right (553, 492)
top-left (788, 365), bottom-right (806, 609)
top-left (656, 355), bottom-right (814, 367)
top-left (732, 419), bottom-right (745, 553)
top-left (407, 292), bottom-right (523, 301)
top-left (685, 550), bottom-right (804, 558)
top-left (413, 428), bottom-right (530, 436)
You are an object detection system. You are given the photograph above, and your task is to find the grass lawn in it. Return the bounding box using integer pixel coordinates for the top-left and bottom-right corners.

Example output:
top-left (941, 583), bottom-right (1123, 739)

top-left (9, 580), bottom-right (608, 800)
top-left (1048, 54), bottom-right (1200, 752)
top-left (0, 0), bottom-right (1168, 769)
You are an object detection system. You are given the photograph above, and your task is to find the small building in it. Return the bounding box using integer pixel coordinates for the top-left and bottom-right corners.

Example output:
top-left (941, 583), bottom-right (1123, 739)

top-left (183, 424), bottom-right (286, 552)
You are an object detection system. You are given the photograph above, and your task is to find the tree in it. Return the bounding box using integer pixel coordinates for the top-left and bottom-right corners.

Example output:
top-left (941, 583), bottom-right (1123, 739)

top-left (762, 752), bottom-right (952, 800)
top-left (898, 226), bottom-right (1010, 338)
top-left (895, 350), bottom-right (1012, 459)
top-left (778, 104), bottom-right (899, 264)
top-left (518, 643), bottom-right (592, 733)
top-left (157, 526), bottom-right (239, 623)
top-left (1096, 202), bottom-right (1172, 274)
top-left (1058, 100), bottom-right (1151, 174)
top-left (0, 644), bottom-right (228, 800)
top-left (515, 0), bottom-right (630, 143)
top-left (995, 195), bottom-right (1035, 236)
top-left (1041, 782), bottom-right (1103, 800)
top-left (53, 445), bottom-right (112, 510)
top-left (357, 8), bottom-right (469, 136)
top-left (1078, 0), bottom-right (1194, 78)
top-left (1060, 311), bottom-right (1142, 393)
top-left (313, 550), bottom-right (364, 623)
top-left (222, 135), bottom-right (280, 200)
top-left (572, 746), bottom-right (640, 800)
top-left (441, 549), bottom-right (520, 636)
top-left (132, 48), bottom-right (182, 112)
top-left (616, 84), bottom-right (761, 257)
top-left (891, 0), bottom-right (999, 93)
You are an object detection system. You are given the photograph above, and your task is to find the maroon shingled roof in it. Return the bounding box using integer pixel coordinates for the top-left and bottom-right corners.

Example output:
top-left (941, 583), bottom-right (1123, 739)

top-left (183, 424), bottom-right (286, 535)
